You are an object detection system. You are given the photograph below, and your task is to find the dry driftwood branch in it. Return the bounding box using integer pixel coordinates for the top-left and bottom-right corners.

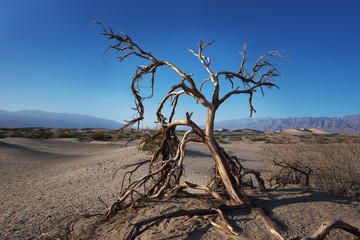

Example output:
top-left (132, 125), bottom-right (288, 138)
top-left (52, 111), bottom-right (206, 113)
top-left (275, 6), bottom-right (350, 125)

top-left (243, 169), bottom-right (266, 190)
top-left (210, 220), bottom-right (235, 235)
top-left (270, 228), bottom-right (286, 240)
top-left (168, 181), bottom-right (230, 205)
top-left (211, 208), bottom-right (245, 236)
top-left (302, 220), bottom-right (360, 240)
top-left (105, 188), bottom-right (134, 218)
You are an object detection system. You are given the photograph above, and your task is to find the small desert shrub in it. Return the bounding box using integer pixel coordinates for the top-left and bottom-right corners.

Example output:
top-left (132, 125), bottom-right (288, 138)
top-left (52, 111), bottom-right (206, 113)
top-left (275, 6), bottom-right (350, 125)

top-left (21, 128), bottom-right (32, 132)
top-left (336, 138), bottom-right (346, 143)
top-left (229, 136), bottom-right (242, 141)
top-left (266, 137), bottom-right (288, 144)
top-left (133, 132), bottom-right (143, 139)
top-left (76, 134), bottom-right (88, 142)
top-left (10, 130), bottom-right (24, 138)
top-left (141, 132), bottom-right (178, 153)
top-left (0, 128), bottom-right (10, 138)
top-left (141, 133), bottom-right (163, 152)
top-left (249, 136), bottom-right (268, 142)
top-left (57, 130), bottom-right (78, 138)
top-left (176, 132), bottom-right (185, 138)
top-left (314, 137), bottom-right (330, 144)
top-left (25, 128), bottom-right (53, 139)
top-left (264, 139), bottom-right (360, 198)
top-left (90, 132), bottom-right (112, 141)
top-left (39, 130), bottom-right (53, 139)
top-left (215, 135), bottom-right (226, 143)
top-left (58, 132), bottom-right (75, 138)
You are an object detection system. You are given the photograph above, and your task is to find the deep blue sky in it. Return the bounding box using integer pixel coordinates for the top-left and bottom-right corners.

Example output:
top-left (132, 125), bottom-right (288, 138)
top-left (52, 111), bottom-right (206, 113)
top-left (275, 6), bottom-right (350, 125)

top-left (1, 0), bottom-right (359, 127)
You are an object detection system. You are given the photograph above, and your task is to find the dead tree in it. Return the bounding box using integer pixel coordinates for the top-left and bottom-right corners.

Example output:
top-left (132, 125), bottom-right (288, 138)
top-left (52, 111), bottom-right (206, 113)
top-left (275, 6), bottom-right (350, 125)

top-left (94, 22), bottom-right (360, 239)
top-left (94, 20), bottom-right (278, 206)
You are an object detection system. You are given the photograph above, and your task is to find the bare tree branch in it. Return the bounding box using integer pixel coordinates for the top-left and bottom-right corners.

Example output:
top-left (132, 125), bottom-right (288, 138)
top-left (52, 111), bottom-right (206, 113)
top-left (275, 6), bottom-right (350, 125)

top-left (188, 40), bottom-right (215, 79)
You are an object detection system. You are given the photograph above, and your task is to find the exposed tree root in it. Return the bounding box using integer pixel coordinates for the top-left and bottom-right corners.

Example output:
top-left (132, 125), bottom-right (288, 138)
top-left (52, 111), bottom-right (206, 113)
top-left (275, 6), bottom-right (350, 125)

top-left (211, 207), bottom-right (245, 237)
top-left (124, 202), bottom-right (359, 240)
top-left (168, 181), bottom-right (230, 205)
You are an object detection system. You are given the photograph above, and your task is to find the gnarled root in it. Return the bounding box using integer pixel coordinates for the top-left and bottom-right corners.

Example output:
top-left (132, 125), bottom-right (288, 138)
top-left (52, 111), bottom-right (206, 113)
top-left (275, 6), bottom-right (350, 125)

top-left (265, 219), bottom-right (360, 240)
top-left (167, 181), bottom-right (230, 205)
top-left (302, 220), bottom-right (360, 240)
top-left (210, 208), bottom-right (245, 237)
top-left (105, 188), bottom-right (135, 219)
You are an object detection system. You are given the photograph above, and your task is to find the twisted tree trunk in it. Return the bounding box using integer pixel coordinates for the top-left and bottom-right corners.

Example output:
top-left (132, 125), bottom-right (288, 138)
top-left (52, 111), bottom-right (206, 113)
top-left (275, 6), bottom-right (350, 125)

top-left (204, 108), bottom-right (248, 205)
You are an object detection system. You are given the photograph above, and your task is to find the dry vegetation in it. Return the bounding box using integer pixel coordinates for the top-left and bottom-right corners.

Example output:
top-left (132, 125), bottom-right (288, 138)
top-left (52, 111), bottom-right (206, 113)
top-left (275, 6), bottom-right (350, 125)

top-left (264, 135), bottom-right (360, 199)
top-left (0, 127), bottom-right (133, 142)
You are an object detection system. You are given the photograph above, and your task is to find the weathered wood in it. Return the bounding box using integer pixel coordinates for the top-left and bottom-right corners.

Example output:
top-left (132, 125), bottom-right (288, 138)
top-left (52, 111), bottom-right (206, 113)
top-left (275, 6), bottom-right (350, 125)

top-left (212, 208), bottom-right (245, 236)
top-left (303, 220), bottom-right (360, 240)
top-left (243, 169), bottom-right (266, 190)
top-left (206, 137), bottom-right (248, 205)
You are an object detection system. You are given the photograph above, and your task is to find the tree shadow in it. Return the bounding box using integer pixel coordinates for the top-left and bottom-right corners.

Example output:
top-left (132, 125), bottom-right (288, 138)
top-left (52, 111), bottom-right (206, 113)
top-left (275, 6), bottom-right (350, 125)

top-left (250, 187), bottom-right (358, 212)
top-left (159, 223), bottom-right (212, 240)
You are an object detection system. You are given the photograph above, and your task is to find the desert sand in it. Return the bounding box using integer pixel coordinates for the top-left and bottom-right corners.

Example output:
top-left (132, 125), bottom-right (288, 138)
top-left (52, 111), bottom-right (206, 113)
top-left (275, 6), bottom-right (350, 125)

top-left (1, 134), bottom-right (359, 239)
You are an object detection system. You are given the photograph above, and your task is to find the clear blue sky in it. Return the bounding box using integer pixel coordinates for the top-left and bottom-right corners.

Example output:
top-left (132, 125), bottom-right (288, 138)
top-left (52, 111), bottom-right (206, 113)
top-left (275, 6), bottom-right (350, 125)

top-left (1, 0), bottom-right (359, 128)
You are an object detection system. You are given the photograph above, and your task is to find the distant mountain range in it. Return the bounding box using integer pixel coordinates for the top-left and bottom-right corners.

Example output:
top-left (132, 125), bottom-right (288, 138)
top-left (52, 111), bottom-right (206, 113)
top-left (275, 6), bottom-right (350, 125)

top-left (215, 115), bottom-right (360, 134)
top-left (1, 109), bottom-right (359, 134)
top-left (0, 109), bottom-right (123, 129)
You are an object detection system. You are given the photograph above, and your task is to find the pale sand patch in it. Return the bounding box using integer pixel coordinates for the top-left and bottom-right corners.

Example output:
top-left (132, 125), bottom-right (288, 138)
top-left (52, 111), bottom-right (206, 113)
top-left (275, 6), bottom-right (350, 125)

top-left (276, 128), bottom-right (332, 135)
top-left (0, 138), bottom-right (146, 239)
top-left (0, 138), bottom-right (359, 239)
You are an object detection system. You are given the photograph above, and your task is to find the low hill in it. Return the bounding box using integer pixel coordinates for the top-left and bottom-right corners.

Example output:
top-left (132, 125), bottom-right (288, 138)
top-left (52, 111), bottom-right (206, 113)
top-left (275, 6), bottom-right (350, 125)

top-left (0, 109), bottom-right (122, 129)
top-left (215, 115), bottom-right (360, 134)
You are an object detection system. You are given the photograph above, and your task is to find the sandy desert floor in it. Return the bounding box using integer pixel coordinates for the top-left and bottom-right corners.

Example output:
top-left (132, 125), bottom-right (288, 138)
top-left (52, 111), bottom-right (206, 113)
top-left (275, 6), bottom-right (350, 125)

top-left (0, 137), bottom-right (359, 239)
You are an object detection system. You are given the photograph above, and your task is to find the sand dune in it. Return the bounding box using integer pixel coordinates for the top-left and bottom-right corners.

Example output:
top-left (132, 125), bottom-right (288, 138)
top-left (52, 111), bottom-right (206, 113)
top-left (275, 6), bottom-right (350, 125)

top-left (307, 128), bottom-right (332, 134)
top-left (1, 138), bottom-right (140, 239)
top-left (277, 128), bottom-right (331, 135)
top-left (219, 127), bottom-right (331, 136)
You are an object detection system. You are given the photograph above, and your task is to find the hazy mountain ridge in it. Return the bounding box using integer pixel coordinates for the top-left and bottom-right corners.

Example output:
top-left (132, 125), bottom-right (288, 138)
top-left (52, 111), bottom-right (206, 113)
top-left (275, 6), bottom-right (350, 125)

top-left (0, 109), bottom-right (122, 129)
top-left (215, 115), bottom-right (360, 134)
top-left (1, 109), bottom-right (359, 133)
